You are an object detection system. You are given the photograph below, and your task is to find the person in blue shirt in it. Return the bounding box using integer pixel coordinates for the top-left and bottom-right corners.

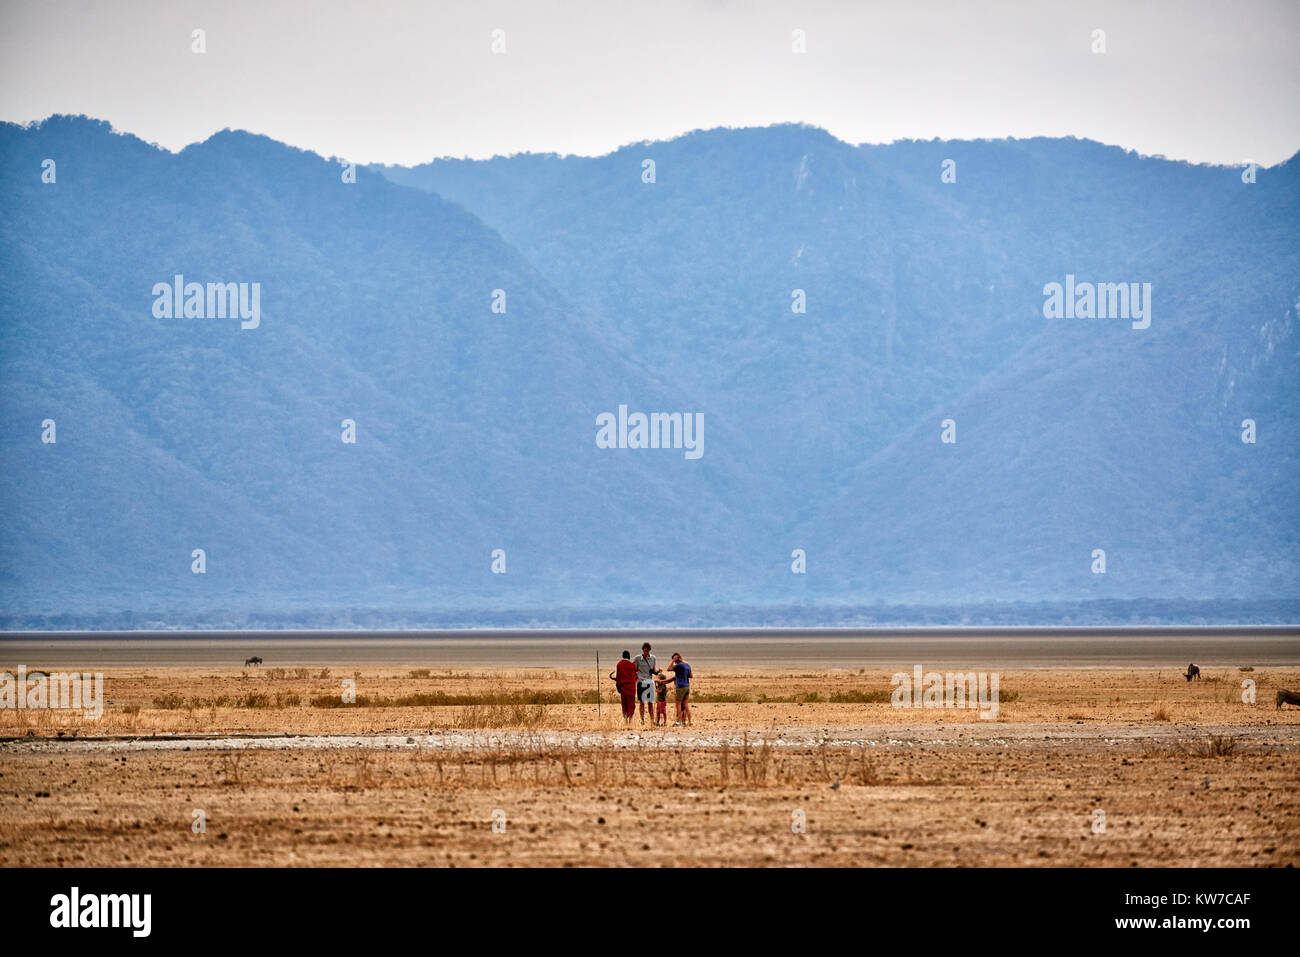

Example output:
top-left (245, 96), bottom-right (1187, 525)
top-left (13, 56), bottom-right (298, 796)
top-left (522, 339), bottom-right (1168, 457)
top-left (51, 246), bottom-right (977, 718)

top-left (668, 652), bottom-right (693, 726)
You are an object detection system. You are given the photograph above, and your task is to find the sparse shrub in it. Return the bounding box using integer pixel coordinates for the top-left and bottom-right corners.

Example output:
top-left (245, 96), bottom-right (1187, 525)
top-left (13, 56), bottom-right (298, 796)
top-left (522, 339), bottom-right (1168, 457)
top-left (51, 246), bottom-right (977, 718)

top-left (829, 689), bottom-right (894, 704)
top-left (854, 746), bottom-right (882, 785)
top-left (696, 691), bottom-right (750, 702)
top-left (308, 689), bottom-right (585, 709)
top-left (1205, 735), bottom-right (1237, 757)
top-left (218, 749), bottom-right (247, 785)
top-left (310, 693), bottom-right (375, 708)
top-left (347, 751), bottom-right (377, 788)
top-left (696, 689), bottom-right (897, 704)
top-left (453, 702), bottom-right (546, 728)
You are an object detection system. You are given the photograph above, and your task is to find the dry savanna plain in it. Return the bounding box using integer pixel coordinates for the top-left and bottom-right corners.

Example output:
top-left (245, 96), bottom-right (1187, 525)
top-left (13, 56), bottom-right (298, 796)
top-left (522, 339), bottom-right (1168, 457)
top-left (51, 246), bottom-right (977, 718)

top-left (1, 663), bottom-right (1298, 867)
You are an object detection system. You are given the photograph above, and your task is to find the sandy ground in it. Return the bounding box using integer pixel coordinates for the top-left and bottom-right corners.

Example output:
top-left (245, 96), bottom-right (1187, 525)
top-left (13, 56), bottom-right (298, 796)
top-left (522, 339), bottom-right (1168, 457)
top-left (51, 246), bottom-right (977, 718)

top-left (1, 666), bottom-right (1298, 866)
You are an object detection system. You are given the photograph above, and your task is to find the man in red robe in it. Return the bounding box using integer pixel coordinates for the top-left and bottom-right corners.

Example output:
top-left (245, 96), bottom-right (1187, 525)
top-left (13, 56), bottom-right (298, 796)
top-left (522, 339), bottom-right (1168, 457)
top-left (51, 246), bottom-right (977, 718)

top-left (612, 650), bottom-right (638, 723)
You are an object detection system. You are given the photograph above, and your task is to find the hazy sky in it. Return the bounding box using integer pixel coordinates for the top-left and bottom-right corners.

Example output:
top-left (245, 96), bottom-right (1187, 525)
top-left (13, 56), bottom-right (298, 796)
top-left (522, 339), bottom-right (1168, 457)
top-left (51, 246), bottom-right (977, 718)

top-left (1, 0), bottom-right (1297, 165)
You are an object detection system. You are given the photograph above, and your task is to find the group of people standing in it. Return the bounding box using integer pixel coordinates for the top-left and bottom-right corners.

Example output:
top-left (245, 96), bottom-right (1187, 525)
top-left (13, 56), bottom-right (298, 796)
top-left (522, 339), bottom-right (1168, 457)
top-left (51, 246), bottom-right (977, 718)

top-left (610, 642), bottom-right (692, 726)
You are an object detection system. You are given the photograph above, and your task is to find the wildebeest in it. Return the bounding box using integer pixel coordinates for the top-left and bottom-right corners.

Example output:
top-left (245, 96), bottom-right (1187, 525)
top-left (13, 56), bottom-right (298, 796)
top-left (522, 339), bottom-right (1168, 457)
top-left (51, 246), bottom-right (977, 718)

top-left (1277, 690), bottom-right (1300, 709)
top-left (1184, 663), bottom-right (1201, 681)
top-left (244, 656), bottom-right (263, 667)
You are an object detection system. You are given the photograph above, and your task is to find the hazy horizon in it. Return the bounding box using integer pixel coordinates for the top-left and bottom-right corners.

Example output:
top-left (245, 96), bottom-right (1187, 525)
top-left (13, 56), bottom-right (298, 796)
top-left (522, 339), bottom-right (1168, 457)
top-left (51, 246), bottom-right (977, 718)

top-left (2, 0), bottom-right (1298, 166)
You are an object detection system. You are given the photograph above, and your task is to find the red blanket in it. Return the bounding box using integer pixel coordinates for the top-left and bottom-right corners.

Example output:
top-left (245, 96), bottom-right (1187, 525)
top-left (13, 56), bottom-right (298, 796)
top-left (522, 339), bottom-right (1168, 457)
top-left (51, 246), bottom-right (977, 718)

top-left (615, 658), bottom-right (637, 694)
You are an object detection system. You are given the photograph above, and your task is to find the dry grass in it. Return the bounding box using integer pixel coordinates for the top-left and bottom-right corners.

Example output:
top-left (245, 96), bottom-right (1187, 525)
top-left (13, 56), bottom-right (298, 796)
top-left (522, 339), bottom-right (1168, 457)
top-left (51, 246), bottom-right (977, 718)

top-left (3, 733), bottom-right (1296, 867)
top-left (3, 665), bottom-right (1296, 867)
top-left (1205, 735), bottom-right (1237, 757)
top-left (1, 666), bottom-right (1297, 737)
top-left (454, 702), bottom-right (548, 728)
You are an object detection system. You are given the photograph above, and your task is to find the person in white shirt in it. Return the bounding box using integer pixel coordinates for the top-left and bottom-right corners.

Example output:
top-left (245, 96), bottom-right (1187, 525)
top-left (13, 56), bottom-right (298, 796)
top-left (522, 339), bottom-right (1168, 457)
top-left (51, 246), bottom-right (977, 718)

top-left (633, 642), bottom-right (661, 726)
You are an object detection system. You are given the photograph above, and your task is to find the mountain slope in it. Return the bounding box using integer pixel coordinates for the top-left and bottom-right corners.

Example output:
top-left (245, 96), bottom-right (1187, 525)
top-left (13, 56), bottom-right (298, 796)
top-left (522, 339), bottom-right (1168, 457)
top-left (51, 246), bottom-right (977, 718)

top-left (0, 117), bottom-right (1295, 627)
top-left (0, 117), bottom-right (753, 620)
top-left (382, 128), bottom-right (1300, 606)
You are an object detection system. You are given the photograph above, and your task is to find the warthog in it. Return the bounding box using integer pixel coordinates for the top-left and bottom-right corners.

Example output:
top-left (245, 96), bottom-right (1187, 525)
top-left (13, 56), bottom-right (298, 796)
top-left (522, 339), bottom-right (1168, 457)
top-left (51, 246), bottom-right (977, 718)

top-left (244, 656), bottom-right (263, 667)
top-left (1184, 663), bottom-right (1200, 682)
top-left (1276, 690), bottom-right (1300, 709)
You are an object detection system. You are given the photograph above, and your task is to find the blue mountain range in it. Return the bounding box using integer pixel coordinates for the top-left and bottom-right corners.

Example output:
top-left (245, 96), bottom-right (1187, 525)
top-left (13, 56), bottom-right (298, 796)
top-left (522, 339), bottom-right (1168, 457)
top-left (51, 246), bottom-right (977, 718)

top-left (1, 116), bottom-right (1296, 628)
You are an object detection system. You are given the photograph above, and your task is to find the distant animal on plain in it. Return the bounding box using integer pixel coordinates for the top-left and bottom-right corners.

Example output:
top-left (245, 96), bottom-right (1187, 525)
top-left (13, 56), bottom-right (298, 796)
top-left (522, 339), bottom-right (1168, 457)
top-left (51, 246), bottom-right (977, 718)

top-left (1276, 690), bottom-right (1300, 709)
top-left (1184, 664), bottom-right (1200, 681)
top-left (244, 656), bottom-right (263, 667)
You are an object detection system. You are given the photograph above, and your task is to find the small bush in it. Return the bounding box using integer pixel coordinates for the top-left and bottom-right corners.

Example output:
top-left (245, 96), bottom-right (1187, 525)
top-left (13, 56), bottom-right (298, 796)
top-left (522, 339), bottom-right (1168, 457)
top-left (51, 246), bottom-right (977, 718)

top-left (454, 702), bottom-right (546, 728)
top-left (1205, 735), bottom-right (1237, 757)
top-left (829, 689), bottom-right (894, 704)
top-left (696, 691), bottom-right (750, 702)
top-left (309, 694), bottom-right (377, 708)
top-left (309, 689), bottom-right (589, 708)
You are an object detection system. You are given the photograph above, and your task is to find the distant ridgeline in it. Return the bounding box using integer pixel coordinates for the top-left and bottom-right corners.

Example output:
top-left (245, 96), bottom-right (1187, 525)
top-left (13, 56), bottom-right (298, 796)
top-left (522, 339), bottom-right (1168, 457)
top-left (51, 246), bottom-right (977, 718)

top-left (1, 116), bottom-right (1297, 628)
top-left (2, 600), bottom-right (1299, 632)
